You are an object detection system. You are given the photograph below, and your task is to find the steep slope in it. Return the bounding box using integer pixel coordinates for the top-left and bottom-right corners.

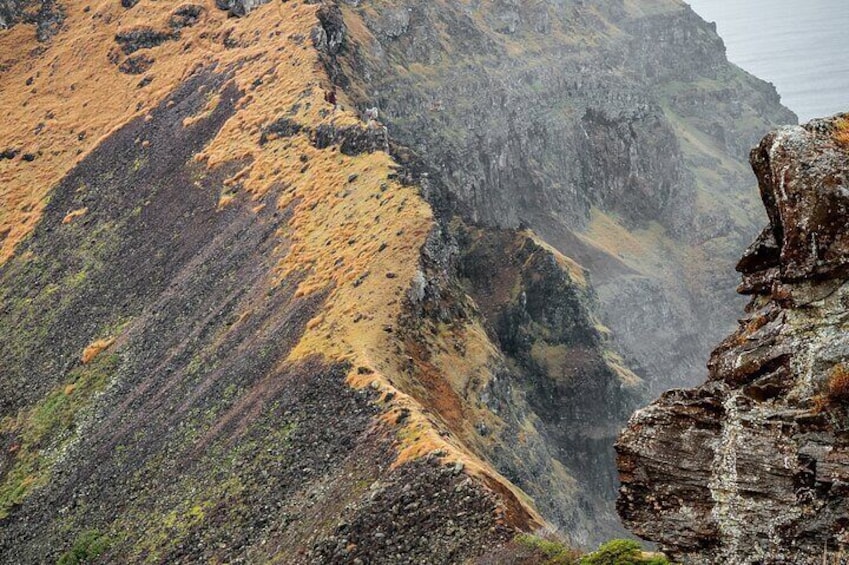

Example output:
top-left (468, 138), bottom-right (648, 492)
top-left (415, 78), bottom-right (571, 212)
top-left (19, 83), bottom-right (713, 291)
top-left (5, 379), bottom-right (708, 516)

top-left (617, 114), bottom-right (849, 564)
top-left (0, 0), bottom-right (802, 560)
top-left (319, 0), bottom-right (796, 392)
top-left (0, 1), bottom-right (540, 562)
top-left (0, 0), bottom-right (649, 560)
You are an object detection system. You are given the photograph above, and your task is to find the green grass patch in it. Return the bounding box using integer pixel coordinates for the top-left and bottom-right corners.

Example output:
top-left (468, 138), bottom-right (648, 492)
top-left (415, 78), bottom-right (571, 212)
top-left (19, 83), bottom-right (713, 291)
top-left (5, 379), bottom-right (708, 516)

top-left (580, 539), bottom-right (673, 565)
top-left (116, 418), bottom-right (297, 563)
top-left (57, 530), bottom-right (110, 565)
top-left (0, 353), bottom-right (119, 518)
top-left (515, 533), bottom-right (579, 564)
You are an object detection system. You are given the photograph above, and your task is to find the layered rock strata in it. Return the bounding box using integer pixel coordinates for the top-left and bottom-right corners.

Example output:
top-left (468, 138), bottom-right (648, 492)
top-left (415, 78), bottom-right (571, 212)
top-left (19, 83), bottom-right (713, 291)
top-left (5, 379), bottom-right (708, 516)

top-left (617, 114), bottom-right (849, 564)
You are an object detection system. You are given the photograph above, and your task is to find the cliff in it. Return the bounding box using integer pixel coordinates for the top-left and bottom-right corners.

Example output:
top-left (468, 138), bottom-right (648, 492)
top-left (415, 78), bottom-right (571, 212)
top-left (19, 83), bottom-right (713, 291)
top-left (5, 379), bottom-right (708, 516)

top-left (321, 0), bottom-right (796, 393)
top-left (0, 0), bottom-right (797, 561)
top-left (617, 114), bottom-right (849, 563)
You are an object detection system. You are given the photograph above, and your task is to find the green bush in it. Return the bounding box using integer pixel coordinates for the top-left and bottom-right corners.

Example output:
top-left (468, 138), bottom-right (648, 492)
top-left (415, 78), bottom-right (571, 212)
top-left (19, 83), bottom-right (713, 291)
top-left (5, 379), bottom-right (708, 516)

top-left (580, 539), bottom-right (672, 565)
top-left (515, 533), bottom-right (579, 564)
top-left (57, 530), bottom-right (109, 565)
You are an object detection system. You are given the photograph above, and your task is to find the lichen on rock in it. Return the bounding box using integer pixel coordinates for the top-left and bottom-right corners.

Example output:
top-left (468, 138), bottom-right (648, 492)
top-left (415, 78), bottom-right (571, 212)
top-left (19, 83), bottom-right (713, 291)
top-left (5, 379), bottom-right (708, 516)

top-left (617, 113), bottom-right (849, 564)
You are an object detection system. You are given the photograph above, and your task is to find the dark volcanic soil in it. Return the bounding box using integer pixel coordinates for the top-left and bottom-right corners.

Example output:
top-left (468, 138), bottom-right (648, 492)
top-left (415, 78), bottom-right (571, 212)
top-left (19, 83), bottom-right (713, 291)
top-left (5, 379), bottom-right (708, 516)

top-left (0, 63), bottom-right (512, 563)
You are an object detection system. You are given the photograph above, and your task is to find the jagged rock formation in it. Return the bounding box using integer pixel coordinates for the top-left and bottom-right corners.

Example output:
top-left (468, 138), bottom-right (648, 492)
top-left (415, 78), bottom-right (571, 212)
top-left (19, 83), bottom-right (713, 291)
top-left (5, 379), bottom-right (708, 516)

top-left (617, 114), bottom-right (849, 564)
top-left (215, 0), bottom-right (269, 18)
top-left (322, 0), bottom-right (796, 392)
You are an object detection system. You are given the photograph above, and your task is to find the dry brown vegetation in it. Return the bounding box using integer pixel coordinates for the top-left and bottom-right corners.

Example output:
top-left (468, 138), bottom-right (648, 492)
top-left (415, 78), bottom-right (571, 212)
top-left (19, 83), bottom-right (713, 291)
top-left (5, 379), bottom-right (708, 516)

top-left (80, 337), bottom-right (115, 364)
top-left (834, 117), bottom-right (849, 147)
top-left (1, 0), bottom-right (546, 532)
top-left (62, 207), bottom-right (88, 224)
top-left (732, 312), bottom-right (772, 346)
top-left (1, 0), bottom-right (215, 262)
top-left (826, 363), bottom-right (849, 404)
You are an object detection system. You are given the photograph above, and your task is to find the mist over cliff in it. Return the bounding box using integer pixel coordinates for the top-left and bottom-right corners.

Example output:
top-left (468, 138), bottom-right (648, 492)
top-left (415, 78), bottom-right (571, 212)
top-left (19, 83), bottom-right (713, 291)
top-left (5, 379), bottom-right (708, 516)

top-left (323, 0), bottom-right (796, 394)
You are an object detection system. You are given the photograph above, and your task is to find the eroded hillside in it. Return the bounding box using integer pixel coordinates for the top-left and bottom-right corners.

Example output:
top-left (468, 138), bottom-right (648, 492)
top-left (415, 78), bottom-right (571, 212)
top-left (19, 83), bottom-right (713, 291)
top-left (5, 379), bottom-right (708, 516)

top-left (0, 0), bottom-right (541, 561)
top-left (0, 0), bottom-right (650, 561)
top-left (0, 0), bottom-right (799, 562)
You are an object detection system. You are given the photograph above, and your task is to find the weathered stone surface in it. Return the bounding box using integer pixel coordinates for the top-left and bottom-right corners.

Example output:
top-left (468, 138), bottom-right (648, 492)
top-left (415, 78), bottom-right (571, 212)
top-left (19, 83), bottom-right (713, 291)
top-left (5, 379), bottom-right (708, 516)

top-left (617, 114), bottom-right (849, 564)
top-left (258, 117), bottom-right (302, 145)
top-left (0, 0), bottom-right (814, 559)
top-left (450, 227), bottom-right (643, 546)
top-left (168, 4), bottom-right (204, 29)
top-left (0, 0), bottom-right (64, 40)
top-left (114, 26), bottom-right (178, 55)
top-left (215, 0), bottom-right (269, 18)
top-left (751, 116), bottom-right (849, 283)
top-left (311, 123), bottom-right (388, 155)
top-left (391, 222), bottom-right (645, 548)
top-left (312, 2), bottom-right (345, 55)
top-left (117, 53), bottom-right (154, 75)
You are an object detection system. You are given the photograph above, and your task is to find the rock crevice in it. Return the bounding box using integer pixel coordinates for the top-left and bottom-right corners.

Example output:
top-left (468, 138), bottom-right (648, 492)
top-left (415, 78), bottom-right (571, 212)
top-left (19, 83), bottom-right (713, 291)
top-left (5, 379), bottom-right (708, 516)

top-left (617, 114), bottom-right (849, 564)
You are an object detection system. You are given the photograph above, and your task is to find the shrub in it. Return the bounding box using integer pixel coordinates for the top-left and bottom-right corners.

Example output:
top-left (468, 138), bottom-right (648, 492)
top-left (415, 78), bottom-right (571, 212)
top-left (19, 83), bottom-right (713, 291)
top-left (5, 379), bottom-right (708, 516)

top-left (580, 539), bottom-right (672, 565)
top-left (835, 118), bottom-right (849, 147)
top-left (476, 532), bottom-right (579, 564)
top-left (826, 363), bottom-right (849, 404)
top-left (57, 530), bottom-right (109, 565)
top-left (516, 533), bottom-right (579, 564)
top-left (81, 337), bottom-right (115, 364)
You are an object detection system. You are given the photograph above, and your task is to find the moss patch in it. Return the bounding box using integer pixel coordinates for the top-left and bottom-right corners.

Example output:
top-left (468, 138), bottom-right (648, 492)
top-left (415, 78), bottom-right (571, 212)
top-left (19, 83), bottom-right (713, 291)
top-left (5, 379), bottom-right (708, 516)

top-left (580, 539), bottom-right (673, 565)
top-left (57, 530), bottom-right (110, 565)
top-left (0, 353), bottom-right (119, 518)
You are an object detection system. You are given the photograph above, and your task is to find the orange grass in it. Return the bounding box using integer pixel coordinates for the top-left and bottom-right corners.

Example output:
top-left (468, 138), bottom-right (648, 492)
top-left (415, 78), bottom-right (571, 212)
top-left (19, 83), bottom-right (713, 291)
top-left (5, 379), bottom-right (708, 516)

top-left (1, 0), bottom-right (545, 530)
top-left (62, 207), bottom-right (88, 224)
top-left (826, 363), bottom-right (849, 404)
top-left (835, 118), bottom-right (849, 147)
top-left (81, 337), bottom-right (115, 364)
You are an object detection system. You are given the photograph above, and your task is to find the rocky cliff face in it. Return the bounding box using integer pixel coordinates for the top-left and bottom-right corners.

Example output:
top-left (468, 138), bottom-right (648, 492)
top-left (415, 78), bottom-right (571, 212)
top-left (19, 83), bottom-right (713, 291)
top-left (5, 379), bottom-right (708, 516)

top-left (617, 114), bottom-right (849, 564)
top-left (308, 0), bottom-right (796, 545)
top-left (322, 0), bottom-right (796, 392)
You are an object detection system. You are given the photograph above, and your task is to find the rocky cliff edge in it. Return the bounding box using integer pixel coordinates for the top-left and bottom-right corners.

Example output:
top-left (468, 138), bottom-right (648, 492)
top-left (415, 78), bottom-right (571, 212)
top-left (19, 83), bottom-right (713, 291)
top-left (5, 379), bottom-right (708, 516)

top-left (617, 114), bottom-right (849, 564)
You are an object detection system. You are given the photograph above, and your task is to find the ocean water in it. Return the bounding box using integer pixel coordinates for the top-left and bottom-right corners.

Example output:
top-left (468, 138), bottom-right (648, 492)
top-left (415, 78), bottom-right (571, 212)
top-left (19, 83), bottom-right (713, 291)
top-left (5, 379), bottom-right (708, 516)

top-left (686, 0), bottom-right (849, 122)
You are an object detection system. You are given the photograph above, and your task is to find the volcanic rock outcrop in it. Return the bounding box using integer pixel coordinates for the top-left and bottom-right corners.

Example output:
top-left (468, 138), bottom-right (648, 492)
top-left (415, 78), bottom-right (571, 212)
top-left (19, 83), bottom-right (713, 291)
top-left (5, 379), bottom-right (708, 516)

top-left (322, 0), bottom-right (796, 393)
top-left (617, 114), bottom-right (849, 564)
